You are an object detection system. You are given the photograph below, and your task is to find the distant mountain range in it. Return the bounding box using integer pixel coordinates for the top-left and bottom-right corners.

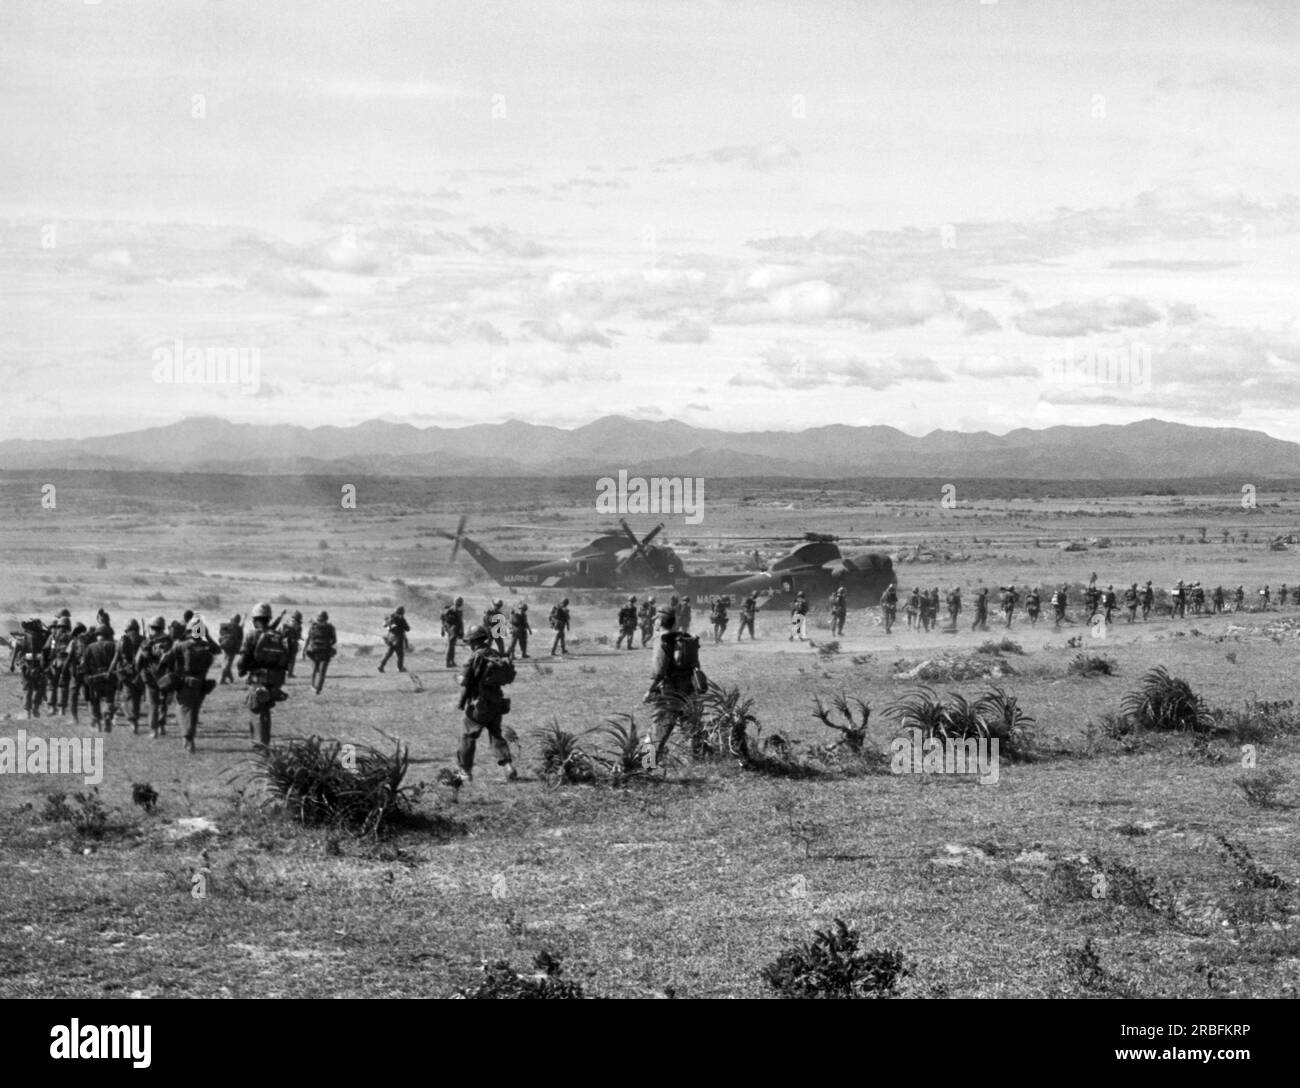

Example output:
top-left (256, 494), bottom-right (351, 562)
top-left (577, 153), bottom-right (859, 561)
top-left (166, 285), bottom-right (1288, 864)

top-left (3, 416), bottom-right (1300, 479)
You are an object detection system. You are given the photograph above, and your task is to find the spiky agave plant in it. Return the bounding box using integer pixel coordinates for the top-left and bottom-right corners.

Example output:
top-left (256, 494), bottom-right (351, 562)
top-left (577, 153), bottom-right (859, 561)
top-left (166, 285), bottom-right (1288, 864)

top-left (974, 684), bottom-right (1036, 761)
top-left (1120, 666), bottom-right (1213, 733)
top-left (699, 682), bottom-right (760, 761)
top-left (591, 713), bottom-right (652, 781)
top-left (532, 719), bottom-right (596, 784)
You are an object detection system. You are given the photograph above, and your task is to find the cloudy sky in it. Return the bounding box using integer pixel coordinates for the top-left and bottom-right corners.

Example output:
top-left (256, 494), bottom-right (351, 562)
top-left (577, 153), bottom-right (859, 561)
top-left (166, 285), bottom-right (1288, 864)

top-left (2, 0), bottom-right (1299, 441)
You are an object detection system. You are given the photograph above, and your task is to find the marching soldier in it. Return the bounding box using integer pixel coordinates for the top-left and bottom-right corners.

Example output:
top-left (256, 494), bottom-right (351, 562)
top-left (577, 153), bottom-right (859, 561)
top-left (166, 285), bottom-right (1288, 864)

top-left (1260, 584), bottom-right (1272, 610)
top-left (878, 584), bottom-right (896, 635)
top-left (643, 606), bottom-right (704, 765)
top-left (45, 613), bottom-right (75, 717)
top-left (1052, 584), bottom-right (1068, 630)
top-left (282, 610), bottom-right (304, 677)
top-left (972, 587), bottom-right (989, 632)
top-left (1123, 583), bottom-right (1138, 623)
top-left (549, 597), bottom-right (571, 656)
top-left (906, 587), bottom-right (920, 630)
top-left (1102, 585), bottom-right (1117, 625)
top-left (1171, 580), bottom-right (1185, 619)
top-left (616, 596), bottom-right (639, 650)
top-left (158, 617), bottom-right (216, 753)
top-left (677, 595), bottom-right (693, 634)
top-left (1212, 585), bottom-right (1225, 614)
top-left (789, 591), bottom-right (809, 641)
top-left (304, 611), bottom-right (337, 694)
top-left (218, 614), bottom-right (243, 684)
top-left (639, 596), bottom-right (657, 647)
top-left (15, 618), bottom-right (49, 719)
top-left (482, 598), bottom-right (508, 654)
top-left (378, 605), bottom-right (411, 672)
top-left (81, 624), bottom-right (119, 732)
top-left (830, 587), bottom-right (848, 637)
top-left (112, 618), bottom-right (145, 733)
top-left (1279, 584), bottom-right (1289, 608)
top-left (946, 586), bottom-right (962, 630)
top-left (709, 595), bottom-right (730, 644)
top-left (1234, 585), bottom-right (1245, 612)
top-left (1141, 581), bottom-right (1154, 621)
top-left (441, 597), bottom-right (465, 667)
top-left (134, 616), bottom-right (173, 738)
top-left (95, 609), bottom-right (114, 641)
top-left (507, 601), bottom-right (532, 660)
top-left (1026, 587), bottom-right (1041, 625)
top-left (238, 602), bottom-right (291, 748)
top-left (66, 622), bottom-right (90, 724)
top-left (1084, 583), bottom-right (1100, 621)
top-left (737, 591), bottom-right (758, 641)
top-left (455, 625), bottom-right (518, 784)
top-left (1002, 586), bottom-right (1019, 628)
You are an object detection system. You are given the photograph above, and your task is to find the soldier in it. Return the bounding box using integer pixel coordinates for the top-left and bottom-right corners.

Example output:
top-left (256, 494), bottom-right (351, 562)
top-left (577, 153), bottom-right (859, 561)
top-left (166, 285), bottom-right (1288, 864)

top-left (507, 601), bottom-right (532, 660)
top-left (639, 596), bottom-right (657, 647)
top-left (378, 605), bottom-right (410, 672)
top-left (1195, 584), bottom-right (1207, 614)
top-left (1052, 584), bottom-right (1068, 630)
top-left (81, 624), bottom-right (119, 732)
top-left (830, 587), bottom-right (848, 637)
top-left (134, 616), bottom-right (173, 738)
top-left (159, 617), bottom-right (216, 753)
top-left (906, 587), bottom-right (920, 630)
top-left (15, 618), bottom-right (49, 719)
top-left (282, 610), bottom-right (304, 677)
top-left (441, 597), bottom-right (465, 667)
top-left (616, 596), bottom-right (639, 650)
top-left (1123, 583), bottom-right (1138, 623)
top-left (946, 586), bottom-right (962, 630)
top-left (709, 595), bottom-right (730, 644)
top-left (1260, 584), bottom-right (1271, 611)
top-left (454, 625), bottom-right (518, 785)
top-left (1234, 585), bottom-right (1245, 612)
top-left (45, 613), bottom-right (75, 717)
top-left (304, 611), bottom-right (337, 694)
top-left (483, 598), bottom-right (508, 654)
top-left (1102, 585), bottom-right (1117, 625)
top-left (923, 587), bottom-right (939, 633)
top-left (238, 602), bottom-right (291, 748)
top-left (111, 618), bottom-right (145, 733)
top-left (95, 609), bottom-right (115, 641)
top-left (972, 587), bottom-right (989, 632)
top-left (789, 590), bottom-right (809, 642)
top-left (1280, 584), bottom-right (1289, 608)
top-left (549, 597), bottom-right (571, 656)
top-left (1026, 586), bottom-right (1041, 625)
top-left (737, 591), bottom-right (758, 641)
top-left (1171, 580), bottom-right (1185, 619)
top-left (218, 614), bottom-right (243, 684)
top-left (1141, 580), bottom-right (1154, 621)
top-left (643, 606), bottom-right (705, 765)
top-left (1212, 585), bottom-right (1225, 614)
top-left (66, 622), bottom-right (90, 724)
top-left (677, 595), bottom-right (693, 634)
top-left (1004, 586), bottom-right (1021, 628)
top-left (1084, 583), bottom-right (1100, 621)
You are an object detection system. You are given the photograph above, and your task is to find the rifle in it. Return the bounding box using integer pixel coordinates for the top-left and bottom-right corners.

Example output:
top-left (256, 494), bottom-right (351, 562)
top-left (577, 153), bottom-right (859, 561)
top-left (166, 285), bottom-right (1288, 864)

top-left (269, 610), bottom-right (287, 631)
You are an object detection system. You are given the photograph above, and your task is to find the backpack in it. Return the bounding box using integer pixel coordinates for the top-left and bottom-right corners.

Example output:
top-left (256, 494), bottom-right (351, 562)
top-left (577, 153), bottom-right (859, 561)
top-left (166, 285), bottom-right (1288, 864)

top-left (466, 652), bottom-right (515, 721)
top-left (218, 622), bottom-right (241, 653)
top-left (253, 628), bottom-right (290, 668)
top-left (307, 621), bottom-right (335, 657)
top-left (180, 642), bottom-right (216, 693)
top-left (549, 605), bottom-right (563, 630)
top-left (667, 631), bottom-right (708, 694)
top-left (440, 606), bottom-right (457, 631)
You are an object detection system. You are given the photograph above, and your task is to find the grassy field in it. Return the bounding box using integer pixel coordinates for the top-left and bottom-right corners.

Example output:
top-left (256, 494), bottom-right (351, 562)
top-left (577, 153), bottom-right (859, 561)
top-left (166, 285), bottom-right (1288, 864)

top-left (1, 474), bottom-right (1298, 998)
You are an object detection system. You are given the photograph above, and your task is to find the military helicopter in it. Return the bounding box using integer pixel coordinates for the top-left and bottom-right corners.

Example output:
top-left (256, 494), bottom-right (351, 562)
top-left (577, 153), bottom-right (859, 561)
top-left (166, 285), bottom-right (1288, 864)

top-left (438, 520), bottom-right (895, 610)
top-left (436, 516), bottom-right (686, 589)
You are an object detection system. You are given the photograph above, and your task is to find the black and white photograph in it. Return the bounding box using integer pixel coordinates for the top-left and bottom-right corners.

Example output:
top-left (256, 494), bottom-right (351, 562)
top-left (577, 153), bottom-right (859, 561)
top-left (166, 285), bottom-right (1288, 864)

top-left (1, 0), bottom-right (1295, 1055)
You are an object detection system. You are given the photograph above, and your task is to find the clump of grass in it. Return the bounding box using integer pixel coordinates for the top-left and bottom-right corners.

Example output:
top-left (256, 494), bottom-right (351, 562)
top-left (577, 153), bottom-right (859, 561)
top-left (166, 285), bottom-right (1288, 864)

top-left (592, 714), bottom-right (654, 783)
top-left (194, 593), bottom-right (221, 610)
top-left (354, 644), bottom-right (373, 657)
top-left (42, 789), bottom-right (108, 838)
top-left (131, 782), bottom-right (159, 815)
top-left (976, 638), bottom-right (1023, 655)
top-left (249, 736), bottom-right (418, 837)
top-left (1235, 767), bottom-right (1292, 810)
top-left (760, 919), bottom-right (909, 999)
top-left (1068, 654), bottom-right (1115, 677)
top-left (452, 951), bottom-right (585, 999)
top-left (1212, 698), bottom-right (1300, 746)
top-left (1119, 666), bottom-right (1213, 734)
top-left (814, 639), bottom-right (840, 659)
top-left (885, 684), bottom-right (1036, 762)
top-left (533, 720), bottom-right (596, 784)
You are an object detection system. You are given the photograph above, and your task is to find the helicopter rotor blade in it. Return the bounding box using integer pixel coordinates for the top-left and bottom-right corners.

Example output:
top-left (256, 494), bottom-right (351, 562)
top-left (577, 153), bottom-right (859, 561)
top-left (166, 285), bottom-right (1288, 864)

top-left (450, 514), bottom-right (468, 562)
